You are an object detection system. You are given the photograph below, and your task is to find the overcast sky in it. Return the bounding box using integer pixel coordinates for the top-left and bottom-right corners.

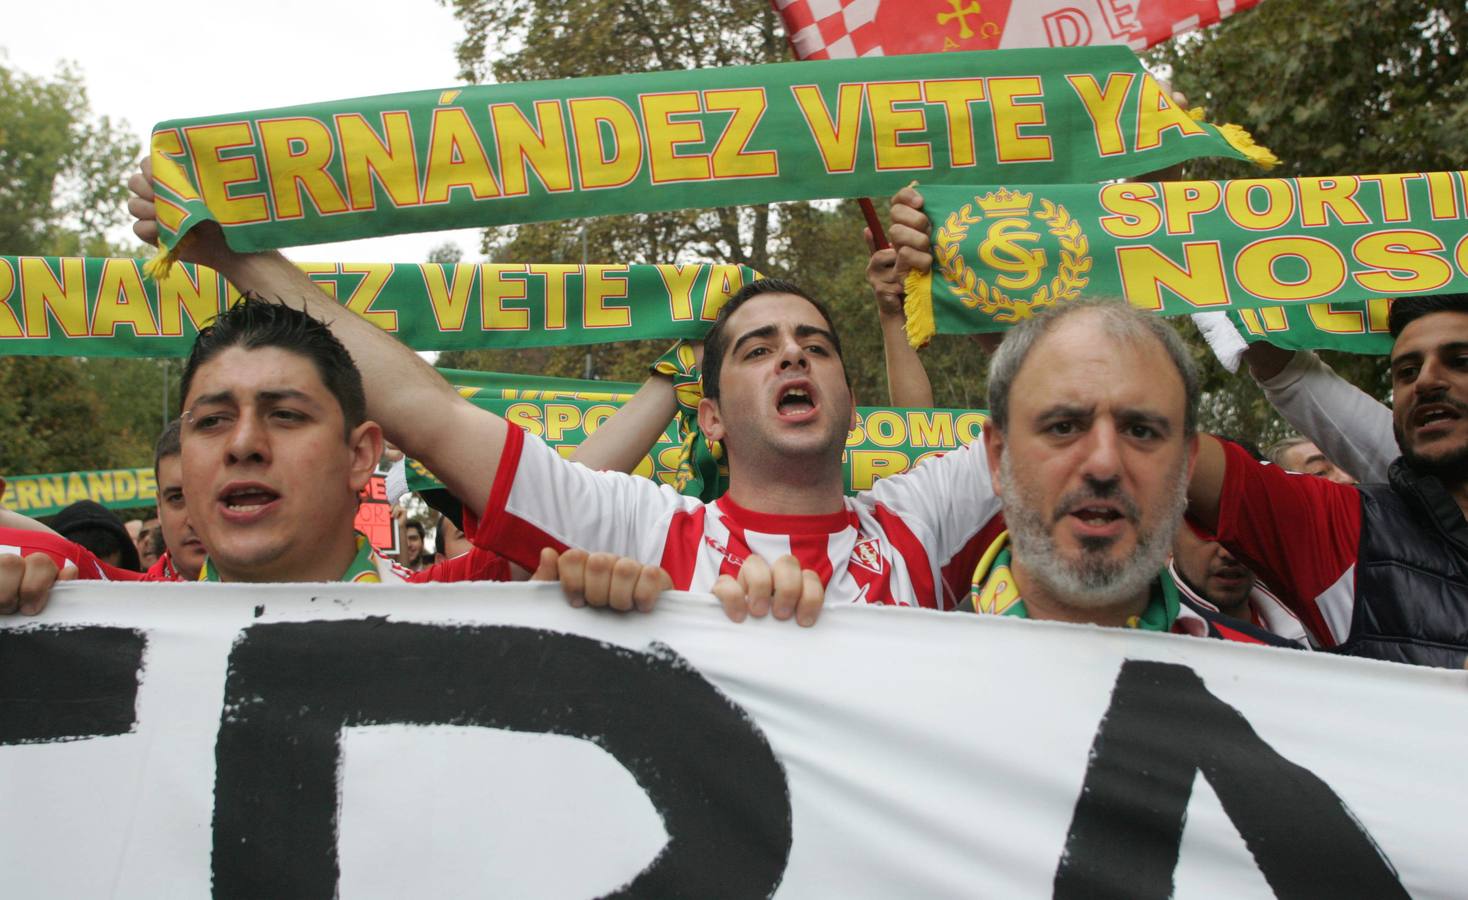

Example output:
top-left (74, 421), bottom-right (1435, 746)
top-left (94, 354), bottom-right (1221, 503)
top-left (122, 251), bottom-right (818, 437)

top-left (6, 0), bottom-right (490, 264)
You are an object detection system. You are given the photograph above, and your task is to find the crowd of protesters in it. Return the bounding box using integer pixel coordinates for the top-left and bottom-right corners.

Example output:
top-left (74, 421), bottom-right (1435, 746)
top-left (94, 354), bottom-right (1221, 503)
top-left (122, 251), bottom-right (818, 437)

top-left (1, 168), bottom-right (1465, 671)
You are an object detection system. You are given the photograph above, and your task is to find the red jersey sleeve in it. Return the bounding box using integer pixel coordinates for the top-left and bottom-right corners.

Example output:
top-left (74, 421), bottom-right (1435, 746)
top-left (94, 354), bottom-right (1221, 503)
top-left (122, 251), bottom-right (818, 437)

top-left (0, 528), bottom-right (145, 581)
top-left (410, 546), bottom-right (513, 583)
top-left (1213, 439), bottom-right (1362, 646)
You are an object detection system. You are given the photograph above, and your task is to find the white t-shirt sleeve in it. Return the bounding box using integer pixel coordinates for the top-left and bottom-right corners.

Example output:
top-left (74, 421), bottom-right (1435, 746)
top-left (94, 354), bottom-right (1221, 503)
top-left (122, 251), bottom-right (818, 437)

top-left (463, 426), bottom-right (690, 569)
top-left (860, 437), bottom-right (1001, 567)
top-left (1258, 351), bottom-right (1397, 483)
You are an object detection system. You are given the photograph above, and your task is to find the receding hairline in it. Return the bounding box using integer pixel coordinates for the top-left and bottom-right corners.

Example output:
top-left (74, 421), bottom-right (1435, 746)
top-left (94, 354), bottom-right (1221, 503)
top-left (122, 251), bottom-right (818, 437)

top-left (1004, 307), bottom-right (1191, 420)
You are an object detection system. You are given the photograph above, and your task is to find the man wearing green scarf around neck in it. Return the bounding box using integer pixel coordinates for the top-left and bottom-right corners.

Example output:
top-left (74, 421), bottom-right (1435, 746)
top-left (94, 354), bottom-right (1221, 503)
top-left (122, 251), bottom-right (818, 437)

top-left (891, 188), bottom-right (1294, 646)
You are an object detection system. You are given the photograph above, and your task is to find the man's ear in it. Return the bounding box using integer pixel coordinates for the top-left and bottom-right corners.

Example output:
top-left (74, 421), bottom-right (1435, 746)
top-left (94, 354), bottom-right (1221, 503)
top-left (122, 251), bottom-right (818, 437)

top-left (983, 421), bottom-right (1006, 489)
top-left (347, 421), bottom-right (385, 492)
top-left (698, 397), bottom-right (726, 443)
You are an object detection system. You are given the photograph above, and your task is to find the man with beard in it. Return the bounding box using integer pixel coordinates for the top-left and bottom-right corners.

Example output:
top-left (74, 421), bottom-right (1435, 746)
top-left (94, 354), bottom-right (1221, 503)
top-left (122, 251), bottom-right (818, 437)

top-left (1187, 293), bottom-right (1468, 667)
top-left (952, 299), bottom-right (1290, 644)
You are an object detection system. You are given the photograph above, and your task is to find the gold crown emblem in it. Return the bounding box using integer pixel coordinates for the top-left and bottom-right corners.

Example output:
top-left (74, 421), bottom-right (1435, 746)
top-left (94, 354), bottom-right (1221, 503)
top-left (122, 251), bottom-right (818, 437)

top-left (974, 189), bottom-right (1034, 218)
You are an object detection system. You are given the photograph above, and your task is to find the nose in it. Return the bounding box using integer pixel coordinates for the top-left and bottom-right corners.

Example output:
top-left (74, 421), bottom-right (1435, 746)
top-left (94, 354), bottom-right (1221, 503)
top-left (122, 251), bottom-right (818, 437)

top-left (1078, 422), bottom-right (1123, 487)
top-left (1415, 355), bottom-right (1451, 397)
top-left (777, 333), bottom-right (809, 371)
top-left (224, 409), bottom-right (270, 465)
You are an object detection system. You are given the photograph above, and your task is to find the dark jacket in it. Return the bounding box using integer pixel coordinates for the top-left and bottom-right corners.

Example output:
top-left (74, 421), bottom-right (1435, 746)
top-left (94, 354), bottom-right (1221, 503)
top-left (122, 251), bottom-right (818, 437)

top-left (1345, 460), bottom-right (1468, 668)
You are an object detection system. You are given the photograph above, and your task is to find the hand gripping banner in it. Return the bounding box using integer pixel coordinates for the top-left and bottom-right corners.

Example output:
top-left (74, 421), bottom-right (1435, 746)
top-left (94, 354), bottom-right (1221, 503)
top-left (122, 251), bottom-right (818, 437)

top-left (146, 47), bottom-right (1272, 267)
top-left (0, 257), bottom-right (755, 356)
top-left (903, 172), bottom-right (1468, 350)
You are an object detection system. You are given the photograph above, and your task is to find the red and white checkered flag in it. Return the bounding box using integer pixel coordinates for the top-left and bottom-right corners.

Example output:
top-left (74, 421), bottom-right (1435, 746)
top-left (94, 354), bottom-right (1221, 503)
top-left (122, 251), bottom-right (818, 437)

top-left (772, 0), bottom-right (1265, 60)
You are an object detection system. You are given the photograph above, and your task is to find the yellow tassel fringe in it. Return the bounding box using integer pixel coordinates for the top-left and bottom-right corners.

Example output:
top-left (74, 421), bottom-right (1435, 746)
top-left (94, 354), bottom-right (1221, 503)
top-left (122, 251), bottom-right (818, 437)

top-left (143, 246), bottom-right (178, 282)
top-left (903, 270), bottom-right (935, 349)
top-left (1188, 106), bottom-right (1279, 169)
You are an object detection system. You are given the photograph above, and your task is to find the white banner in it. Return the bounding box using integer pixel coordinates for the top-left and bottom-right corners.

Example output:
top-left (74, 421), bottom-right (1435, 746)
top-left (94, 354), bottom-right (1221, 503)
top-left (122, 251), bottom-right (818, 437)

top-left (1, 582), bottom-right (1462, 898)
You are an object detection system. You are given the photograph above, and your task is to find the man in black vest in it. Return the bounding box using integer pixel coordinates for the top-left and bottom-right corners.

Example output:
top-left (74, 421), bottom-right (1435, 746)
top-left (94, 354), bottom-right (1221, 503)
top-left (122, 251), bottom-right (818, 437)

top-left (1186, 293), bottom-right (1468, 668)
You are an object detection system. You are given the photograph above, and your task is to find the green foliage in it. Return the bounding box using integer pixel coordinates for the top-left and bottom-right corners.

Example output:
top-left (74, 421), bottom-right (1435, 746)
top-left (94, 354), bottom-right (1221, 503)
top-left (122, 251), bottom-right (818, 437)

top-left (0, 56), bottom-right (165, 483)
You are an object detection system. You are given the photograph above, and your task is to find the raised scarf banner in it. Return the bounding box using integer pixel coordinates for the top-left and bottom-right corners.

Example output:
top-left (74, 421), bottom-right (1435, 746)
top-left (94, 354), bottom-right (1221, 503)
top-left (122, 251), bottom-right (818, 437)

top-left (776, 0), bottom-right (1265, 59)
top-left (904, 172), bottom-right (1468, 350)
top-left (1228, 299), bottom-right (1395, 355)
top-left (147, 47), bottom-right (1271, 264)
top-left (0, 256), bottom-right (756, 356)
top-left (412, 369), bottom-right (987, 499)
top-left (2, 583), bottom-right (1461, 896)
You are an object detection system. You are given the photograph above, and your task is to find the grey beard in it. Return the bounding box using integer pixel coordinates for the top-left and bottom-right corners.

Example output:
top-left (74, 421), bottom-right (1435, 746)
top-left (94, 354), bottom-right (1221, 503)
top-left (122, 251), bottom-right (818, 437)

top-left (998, 450), bottom-right (1189, 610)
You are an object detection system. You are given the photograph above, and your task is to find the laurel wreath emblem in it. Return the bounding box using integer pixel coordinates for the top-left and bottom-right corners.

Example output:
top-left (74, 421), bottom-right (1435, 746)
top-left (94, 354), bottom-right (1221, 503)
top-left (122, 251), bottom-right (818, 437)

top-left (934, 198), bottom-right (1092, 323)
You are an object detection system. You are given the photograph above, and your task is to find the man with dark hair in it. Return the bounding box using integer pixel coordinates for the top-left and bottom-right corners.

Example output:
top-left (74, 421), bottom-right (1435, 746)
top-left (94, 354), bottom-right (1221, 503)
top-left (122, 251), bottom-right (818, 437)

top-left (1187, 293), bottom-right (1468, 667)
top-left (128, 181), bottom-right (1005, 621)
top-left (147, 417), bottom-right (207, 581)
top-left (399, 520), bottom-right (427, 571)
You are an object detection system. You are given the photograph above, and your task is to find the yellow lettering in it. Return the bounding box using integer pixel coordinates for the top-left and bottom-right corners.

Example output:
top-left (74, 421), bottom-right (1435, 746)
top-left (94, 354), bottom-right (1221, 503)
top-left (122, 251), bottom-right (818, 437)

top-left (258, 117), bottom-right (350, 218)
top-left (1134, 74), bottom-right (1206, 152)
top-left (1066, 73), bottom-right (1134, 156)
top-left (1098, 183), bottom-right (1162, 238)
top-left (866, 81), bottom-right (931, 171)
top-left (135, 469), bottom-right (155, 503)
top-left (92, 259), bottom-right (160, 337)
top-left (20, 257), bottom-right (88, 337)
top-left (1353, 230), bottom-right (1453, 293)
top-left (922, 79), bottom-right (987, 167)
top-left (705, 88), bottom-right (777, 179)
top-left (1161, 181), bottom-right (1222, 235)
top-left (0, 258), bottom-right (21, 338)
top-left (504, 402), bottom-right (545, 435)
top-left (422, 107), bottom-right (502, 204)
top-left (658, 264), bottom-right (701, 320)
top-left (791, 83), bottom-right (865, 173)
top-left (544, 403), bottom-right (582, 442)
top-left (16, 479), bottom-right (42, 512)
top-left (1223, 179), bottom-right (1296, 230)
top-left (491, 100), bottom-right (573, 196)
top-left (183, 122), bottom-right (269, 224)
top-left (1306, 303), bottom-right (1365, 335)
top-left (342, 263), bottom-right (396, 331)
top-left (569, 97), bottom-right (644, 189)
top-left (584, 265), bottom-right (630, 328)
top-left (955, 412), bottom-right (987, 444)
top-left (1425, 171), bottom-right (1461, 219)
top-left (1297, 176), bottom-right (1370, 228)
top-left (526, 264), bottom-right (578, 330)
top-left (335, 112), bottom-right (421, 210)
top-left (1117, 243), bottom-right (1229, 311)
top-left (158, 265), bottom-right (224, 336)
top-left (641, 92), bottom-right (711, 184)
top-left (1235, 237), bottom-right (1346, 302)
top-left (701, 264), bottom-right (746, 320)
top-left (909, 411), bottom-right (956, 448)
top-left (86, 472), bottom-right (115, 504)
top-left (482, 264), bottom-right (530, 331)
top-left (1358, 173), bottom-right (1419, 222)
top-left (849, 450), bottom-right (910, 491)
top-left (987, 76), bottom-right (1051, 163)
top-left (421, 263), bottom-right (477, 331)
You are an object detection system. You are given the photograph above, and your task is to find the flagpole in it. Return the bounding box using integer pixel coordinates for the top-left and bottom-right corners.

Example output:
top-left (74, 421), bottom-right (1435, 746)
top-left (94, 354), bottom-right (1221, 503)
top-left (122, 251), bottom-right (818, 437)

top-left (859, 197), bottom-right (889, 249)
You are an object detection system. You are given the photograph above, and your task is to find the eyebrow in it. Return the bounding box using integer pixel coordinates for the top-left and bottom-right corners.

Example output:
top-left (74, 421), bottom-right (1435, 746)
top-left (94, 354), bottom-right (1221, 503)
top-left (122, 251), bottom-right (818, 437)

top-left (1393, 342), bottom-right (1468, 365)
top-left (731, 324), bottom-right (778, 357)
top-left (1033, 403), bottom-right (1173, 432)
top-left (191, 388), bottom-right (315, 406)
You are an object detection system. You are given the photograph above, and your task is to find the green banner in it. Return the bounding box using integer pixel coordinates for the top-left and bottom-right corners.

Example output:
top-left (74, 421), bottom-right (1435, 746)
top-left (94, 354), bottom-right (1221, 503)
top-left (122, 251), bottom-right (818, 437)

top-left (411, 370), bottom-right (988, 498)
top-left (1227, 300), bottom-right (1394, 354)
top-left (149, 47), bottom-right (1268, 260)
top-left (905, 173), bottom-right (1468, 352)
top-left (1, 468), bottom-right (157, 517)
top-left (0, 257), bottom-right (755, 356)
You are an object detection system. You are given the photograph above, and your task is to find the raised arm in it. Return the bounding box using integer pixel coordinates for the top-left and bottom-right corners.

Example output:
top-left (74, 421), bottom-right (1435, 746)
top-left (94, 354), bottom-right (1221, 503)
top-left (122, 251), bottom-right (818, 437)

top-left (866, 229), bottom-right (934, 408)
top-left (1245, 345), bottom-right (1397, 483)
top-left (129, 163), bottom-right (505, 516)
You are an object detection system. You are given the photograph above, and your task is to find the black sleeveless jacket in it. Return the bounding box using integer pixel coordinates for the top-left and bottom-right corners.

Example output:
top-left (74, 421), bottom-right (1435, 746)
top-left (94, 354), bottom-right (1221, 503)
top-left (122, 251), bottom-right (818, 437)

top-left (1342, 461), bottom-right (1468, 668)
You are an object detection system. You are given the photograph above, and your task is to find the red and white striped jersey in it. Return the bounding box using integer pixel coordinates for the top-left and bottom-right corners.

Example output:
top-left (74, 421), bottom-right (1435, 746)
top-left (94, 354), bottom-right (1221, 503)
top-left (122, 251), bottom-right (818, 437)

top-left (1214, 440), bottom-right (1362, 647)
top-left (465, 426), bottom-right (1004, 609)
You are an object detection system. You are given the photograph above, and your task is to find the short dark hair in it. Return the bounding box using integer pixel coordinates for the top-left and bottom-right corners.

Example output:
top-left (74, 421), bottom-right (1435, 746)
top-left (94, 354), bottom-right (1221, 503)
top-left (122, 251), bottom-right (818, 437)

top-left (1388, 293), bottom-right (1468, 338)
top-left (701, 277), bottom-right (845, 401)
top-left (154, 418), bottom-right (182, 471)
top-left (403, 521), bottom-right (425, 540)
top-left (181, 296), bottom-right (366, 435)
